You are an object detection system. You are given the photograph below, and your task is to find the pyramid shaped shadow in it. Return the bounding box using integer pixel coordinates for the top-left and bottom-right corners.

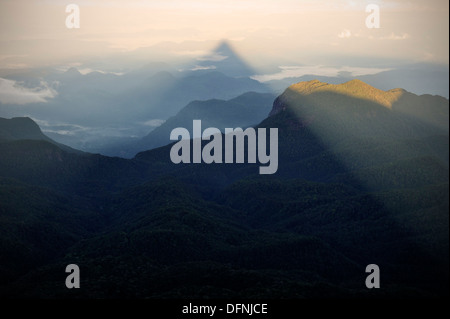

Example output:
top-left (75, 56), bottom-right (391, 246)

top-left (185, 40), bottom-right (257, 78)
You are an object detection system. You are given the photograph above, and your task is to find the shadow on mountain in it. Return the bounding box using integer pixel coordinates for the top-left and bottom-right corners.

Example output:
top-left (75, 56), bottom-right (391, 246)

top-left (183, 40), bottom-right (257, 78)
top-left (0, 41), bottom-right (273, 157)
top-left (119, 92), bottom-right (276, 157)
top-left (0, 79), bottom-right (448, 298)
top-left (95, 42), bottom-right (274, 157)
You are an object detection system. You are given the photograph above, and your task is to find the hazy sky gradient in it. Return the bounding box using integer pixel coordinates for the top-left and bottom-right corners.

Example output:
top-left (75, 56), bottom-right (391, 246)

top-left (0, 0), bottom-right (448, 69)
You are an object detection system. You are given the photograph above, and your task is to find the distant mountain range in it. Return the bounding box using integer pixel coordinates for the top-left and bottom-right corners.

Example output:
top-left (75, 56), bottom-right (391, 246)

top-left (1, 41), bottom-right (448, 158)
top-left (262, 63), bottom-right (449, 98)
top-left (0, 41), bottom-right (271, 154)
top-left (0, 79), bottom-right (448, 298)
top-left (113, 91), bottom-right (276, 158)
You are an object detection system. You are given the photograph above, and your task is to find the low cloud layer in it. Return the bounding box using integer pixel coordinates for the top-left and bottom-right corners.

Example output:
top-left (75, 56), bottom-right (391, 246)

top-left (252, 65), bottom-right (392, 82)
top-left (0, 78), bottom-right (57, 104)
top-left (143, 119), bottom-right (166, 127)
top-left (197, 53), bottom-right (228, 62)
top-left (190, 65), bottom-right (217, 71)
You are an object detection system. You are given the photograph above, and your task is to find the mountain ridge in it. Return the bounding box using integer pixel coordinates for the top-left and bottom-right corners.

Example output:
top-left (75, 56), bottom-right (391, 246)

top-left (112, 91), bottom-right (275, 157)
top-left (0, 117), bottom-right (51, 141)
top-left (268, 79), bottom-right (449, 135)
top-left (275, 79), bottom-right (405, 111)
top-left (0, 117), bottom-right (84, 154)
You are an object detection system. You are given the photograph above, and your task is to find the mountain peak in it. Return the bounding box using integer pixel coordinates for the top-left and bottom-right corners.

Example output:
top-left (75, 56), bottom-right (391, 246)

top-left (192, 40), bottom-right (255, 78)
top-left (0, 117), bottom-right (84, 154)
top-left (213, 40), bottom-right (235, 56)
top-left (0, 116), bottom-right (49, 141)
top-left (287, 79), bottom-right (405, 108)
top-left (64, 67), bottom-right (82, 76)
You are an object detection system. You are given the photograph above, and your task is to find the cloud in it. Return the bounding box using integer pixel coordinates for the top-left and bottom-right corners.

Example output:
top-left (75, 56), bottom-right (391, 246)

top-left (37, 119), bottom-right (140, 138)
top-left (190, 65), bottom-right (217, 71)
top-left (421, 52), bottom-right (436, 61)
top-left (171, 50), bottom-right (208, 56)
top-left (337, 31), bottom-right (410, 41)
top-left (338, 29), bottom-right (352, 38)
top-left (32, 118), bottom-right (89, 136)
top-left (42, 129), bottom-right (76, 136)
top-left (143, 119), bottom-right (165, 127)
top-left (0, 78), bottom-right (57, 104)
top-left (251, 65), bottom-right (392, 82)
top-left (197, 53), bottom-right (228, 62)
top-left (380, 33), bottom-right (410, 40)
top-left (77, 68), bottom-right (124, 75)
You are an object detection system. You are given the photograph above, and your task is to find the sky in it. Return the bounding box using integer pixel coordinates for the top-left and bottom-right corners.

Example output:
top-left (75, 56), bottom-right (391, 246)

top-left (0, 0), bottom-right (448, 70)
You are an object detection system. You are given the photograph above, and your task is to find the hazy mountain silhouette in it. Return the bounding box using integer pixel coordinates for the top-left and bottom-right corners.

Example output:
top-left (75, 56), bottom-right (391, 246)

top-left (0, 41), bottom-right (271, 155)
top-left (116, 92), bottom-right (276, 157)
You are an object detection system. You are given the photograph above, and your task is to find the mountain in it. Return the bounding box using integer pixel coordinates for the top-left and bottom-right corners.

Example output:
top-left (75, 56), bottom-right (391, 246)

top-left (0, 117), bottom-right (83, 154)
top-left (117, 92), bottom-right (276, 157)
top-left (0, 117), bottom-right (51, 141)
top-left (106, 70), bottom-right (270, 122)
top-left (155, 71), bottom-right (270, 117)
top-left (133, 79), bottom-right (449, 187)
top-left (0, 79), bottom-right (448, 298)
top-left (261, 63), bottom-right (449, 99)
top-left (268, 79), bottom-right (448, 140)
top-left (0, 60), bottom-right (271, 156)
top-left (360, 64), bottom-right (450, 98)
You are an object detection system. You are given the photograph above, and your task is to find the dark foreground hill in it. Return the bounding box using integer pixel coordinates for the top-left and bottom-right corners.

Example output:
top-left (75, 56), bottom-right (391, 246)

top-left (0, 80), bottom-right (448, 298)
top-left (0, 117), bottom-right (83, 154)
